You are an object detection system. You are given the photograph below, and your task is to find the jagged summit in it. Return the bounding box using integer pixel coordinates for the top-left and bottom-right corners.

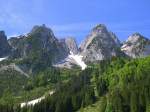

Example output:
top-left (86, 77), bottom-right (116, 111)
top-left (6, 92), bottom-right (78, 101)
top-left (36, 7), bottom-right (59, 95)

top-left (79, 24), bottom-right (122, 62)
top-left (121, 33), bottom-right (150, 58)
top-left (29, 24), bottom-right (55, 39)
top-left (132, 32), bottom-right (142, 36)
top-left (1, 24), bottom-right (150, 70)
top-left (8, 24), bottom-right (68, 73)
top-left (92, 24), bottom-right (107, 33)
top-left (65, 37), bottom-right (78, 54)
top-left (0, 31), bottom-right (5, 36)
top-left (59, 37), bottom-right (78, 54)
top-left (0, 31), bottom-right (11, 57)
top-left (127, 33), bottom-right (145, 42)
top-left (31, 24), bottom-right (51, 32)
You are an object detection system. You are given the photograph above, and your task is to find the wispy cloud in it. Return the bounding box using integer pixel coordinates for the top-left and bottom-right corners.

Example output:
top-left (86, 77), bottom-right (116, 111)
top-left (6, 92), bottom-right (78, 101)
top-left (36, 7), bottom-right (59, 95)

top-left (0, 0), bottom-right (37, 30)
top-left (0, 2), bottom-right (20, 24)
top-left (50, 22), bottom-right (97, 32)
top-left (0, 0), bottom-right (150, 41)
top-left (49, 22), bottom-right (97, 38)
top-left (49, 21), bottom-right (150, 37)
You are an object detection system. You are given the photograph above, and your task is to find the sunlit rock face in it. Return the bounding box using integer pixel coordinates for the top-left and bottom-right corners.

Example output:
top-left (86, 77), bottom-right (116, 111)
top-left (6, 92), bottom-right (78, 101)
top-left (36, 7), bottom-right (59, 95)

top-left (55, 24), bottom-right (123, 69)
top-left (121, 33), bottom-right (150, 58)
top-left (5, 24), bottom-right (150, 71)
top-left (0, 31), bottom-right (11, 57)
top-left (79, 24), bottom-right (122, 62)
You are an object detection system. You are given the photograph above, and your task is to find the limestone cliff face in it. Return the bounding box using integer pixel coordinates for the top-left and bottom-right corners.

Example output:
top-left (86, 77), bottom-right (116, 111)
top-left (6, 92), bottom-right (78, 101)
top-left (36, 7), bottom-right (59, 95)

top-left (121, 33), bottom-right (150, 58)
top-left (79, 24), bottom-right (122, 62)
top-left (54, 37), bottom-right (79, 69)
top-left (59, 37), bottom-right (78, 54)
top-left (0, 31), bottom-right (11, 57)
top-left (8, 25), bottom-right (68, 63)
top-left (5, 24), bottom-right (150, 71)
top-left (65, 37), bottom-right (78, 54)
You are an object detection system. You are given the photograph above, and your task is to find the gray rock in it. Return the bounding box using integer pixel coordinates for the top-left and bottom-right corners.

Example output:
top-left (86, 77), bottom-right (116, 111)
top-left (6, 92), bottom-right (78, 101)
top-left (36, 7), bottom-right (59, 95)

top-left (0, 31), bottom-right (11, 57)
top-left (59, 37), bottom-right (78, 54)
top-left (55, 37), bottom-right (79, 69)
top-left (79, 24), bottom-right (122, 62)
top-left (121, 33), bottom-right (150, 58)
top-left (8, 25), bottom-right (68, 63)
top-left (65, 37), bottom-right (78, 54)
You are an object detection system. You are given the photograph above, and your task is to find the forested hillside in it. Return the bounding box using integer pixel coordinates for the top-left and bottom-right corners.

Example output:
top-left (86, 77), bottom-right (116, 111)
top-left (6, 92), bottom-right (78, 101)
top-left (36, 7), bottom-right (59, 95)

top-left (0, 56), bottom-right (150, 112)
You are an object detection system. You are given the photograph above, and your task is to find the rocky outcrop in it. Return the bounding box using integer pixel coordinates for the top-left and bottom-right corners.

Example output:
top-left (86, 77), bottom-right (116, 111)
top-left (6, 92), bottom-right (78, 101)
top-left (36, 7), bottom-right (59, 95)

top-left (65, 37), bottom-right (78, 54)
top-left (8, 24), bottom-right (68, 63)
top-left (0, 31), bottom-right (11, 57)
top-left (54, 37), bottom-right (79, 69)
top-left (121, 33), bottom-right (150, 58)
top-left (5, 24), bottom-right (150, 71)
top-left (59, 37), bottom-right (78, 54)
top-left (7, 25), bottom-right (71, 73)
top-left (79, 24), bottom-right (122, 62)
top-left (8, 35), bottom-right (27, 58)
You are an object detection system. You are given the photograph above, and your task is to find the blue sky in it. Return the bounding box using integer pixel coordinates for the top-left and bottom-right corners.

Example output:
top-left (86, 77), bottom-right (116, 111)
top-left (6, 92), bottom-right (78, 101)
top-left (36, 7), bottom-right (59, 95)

top-left (0, 0), bottom-right (150, 44)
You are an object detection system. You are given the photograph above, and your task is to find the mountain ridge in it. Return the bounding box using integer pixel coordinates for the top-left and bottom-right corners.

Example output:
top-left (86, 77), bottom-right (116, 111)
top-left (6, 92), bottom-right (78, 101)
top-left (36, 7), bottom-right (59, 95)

top-left (79, 24), bottom-right (123, 62)
top-left (121, 33), bottom-right (150, 58)
top-left (0, 24), bottom-right (150, 71)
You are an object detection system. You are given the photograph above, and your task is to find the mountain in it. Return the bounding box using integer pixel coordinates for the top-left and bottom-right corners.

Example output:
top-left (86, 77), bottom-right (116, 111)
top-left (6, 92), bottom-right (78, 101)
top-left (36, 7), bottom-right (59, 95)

top-left (5, 24), bottom-right (150, 71)
top-left (7, 25), bottom-right (69, 73)
top-left (64, 37), bottom-right (78, 54)
top-left (121, 33), bottom-right (150, 58)
top-left (1, 24), bottom-right (150, 112)
top-left (79, 24), bottom-right (122, 62)
top-left (59, 37), bottom-right (78, 54)
top-left (9, 25), bottom-right (67, 61)
top-left (9, 24), bottom-right (68, 61)
top-left (54, 37), bottom-right (81, 69)
top-left (0, 31), bottom-right (11, 57)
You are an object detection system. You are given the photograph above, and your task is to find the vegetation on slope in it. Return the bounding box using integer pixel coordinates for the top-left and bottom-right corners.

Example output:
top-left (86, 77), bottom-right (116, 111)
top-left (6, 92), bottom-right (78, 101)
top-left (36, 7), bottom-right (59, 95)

top-left (0, 56), bottom-right (150, 112)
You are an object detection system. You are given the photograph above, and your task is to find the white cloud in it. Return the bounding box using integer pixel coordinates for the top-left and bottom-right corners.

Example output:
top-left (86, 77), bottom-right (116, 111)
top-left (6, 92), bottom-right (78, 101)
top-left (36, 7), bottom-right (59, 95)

top-left (0, 0), bottom-right (31, 30)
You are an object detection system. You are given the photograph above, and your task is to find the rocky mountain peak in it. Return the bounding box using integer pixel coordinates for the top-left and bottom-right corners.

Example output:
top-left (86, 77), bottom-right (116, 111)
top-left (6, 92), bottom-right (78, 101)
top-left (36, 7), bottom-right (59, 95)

top-left (132, 32), bottom-right (141, 36)
top-left (92, 24), bottom-right (107, 33)
top-left (8, 25), bottom-right (68, 65)
top-left (79, 24), bottom-right (122, 62)
top-left (127, 33), bottom-right (144, 43)
top-left (31, 24), bottom-right (50, 32)
top-left (59, 37), bottom-right (78, 54)
top-left (29, 24), bottom-right (55, 40)
top-left (0, 31), bottom-right (5, 37)
top-left (121, 33), bottom-right (150, 58)
top-left (65, 37), bottom-right (78, 54)
top-left (0, 31), bottom-right (11, 57)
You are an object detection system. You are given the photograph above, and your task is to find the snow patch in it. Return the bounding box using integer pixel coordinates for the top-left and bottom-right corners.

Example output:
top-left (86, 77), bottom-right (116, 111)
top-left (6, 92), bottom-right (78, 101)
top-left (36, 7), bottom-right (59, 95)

top-left (21, 91), bottom-right (54, 108)
top-left (21, 96), bottom-right (45, 108)
top-left (68, 51), bottom-right (87, 70)
top-left (0, 57), bottom-right (7, 61)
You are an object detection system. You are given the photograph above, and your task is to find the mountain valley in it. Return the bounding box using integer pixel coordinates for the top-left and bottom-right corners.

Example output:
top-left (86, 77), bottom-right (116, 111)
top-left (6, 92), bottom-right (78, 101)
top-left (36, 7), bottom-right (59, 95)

top-left (0, 24), bottom-right (150, 112)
